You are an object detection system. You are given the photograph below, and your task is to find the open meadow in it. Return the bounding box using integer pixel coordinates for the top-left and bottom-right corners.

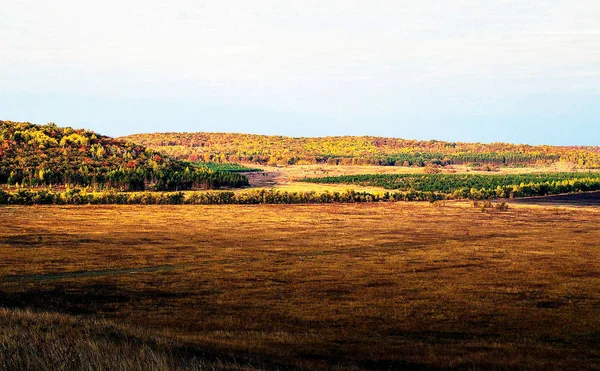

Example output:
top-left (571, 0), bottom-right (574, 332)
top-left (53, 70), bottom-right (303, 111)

top-left (1, 202), bottom-right (600, 369)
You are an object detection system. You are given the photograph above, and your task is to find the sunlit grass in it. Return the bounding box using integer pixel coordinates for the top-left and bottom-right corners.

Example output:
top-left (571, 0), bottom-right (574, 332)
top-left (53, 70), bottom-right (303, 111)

top-left (1, 203), bottom-right (599, 369)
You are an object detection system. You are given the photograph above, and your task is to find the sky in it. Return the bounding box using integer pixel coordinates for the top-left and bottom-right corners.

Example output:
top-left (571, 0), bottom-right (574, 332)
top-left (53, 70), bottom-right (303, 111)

top-left (1, 1), bottom-right (599, 145)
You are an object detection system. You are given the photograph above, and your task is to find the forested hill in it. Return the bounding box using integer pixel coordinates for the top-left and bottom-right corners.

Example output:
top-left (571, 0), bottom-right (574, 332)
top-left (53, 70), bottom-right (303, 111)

top-left (0, 121), bottom-right (248, 190)
top-left (121, 132), bottom-right (600, 168)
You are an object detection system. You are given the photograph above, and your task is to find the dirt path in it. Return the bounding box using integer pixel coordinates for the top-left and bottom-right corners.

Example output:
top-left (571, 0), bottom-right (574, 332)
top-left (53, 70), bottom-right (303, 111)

top-left (243, 171), bottom-right (280, 188)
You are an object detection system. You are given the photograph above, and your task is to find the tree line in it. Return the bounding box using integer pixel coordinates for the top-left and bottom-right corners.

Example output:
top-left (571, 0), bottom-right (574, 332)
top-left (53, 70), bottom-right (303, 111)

top-left (0, 188), bottom-right (442, 205)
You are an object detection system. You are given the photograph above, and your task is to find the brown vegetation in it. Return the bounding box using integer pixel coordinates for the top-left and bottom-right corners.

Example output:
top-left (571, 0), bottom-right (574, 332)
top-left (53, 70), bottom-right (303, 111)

top-left (1, 203), bottom-right (600, 369)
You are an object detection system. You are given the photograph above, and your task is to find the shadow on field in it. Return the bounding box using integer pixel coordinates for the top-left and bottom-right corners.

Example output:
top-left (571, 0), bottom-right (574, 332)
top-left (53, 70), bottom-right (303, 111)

top-left (0, 283), bottom-right (188, 315)
top-left (0, 283), bottom-right (448, 370)
top-left (510, 192), bottom-right (600, 207)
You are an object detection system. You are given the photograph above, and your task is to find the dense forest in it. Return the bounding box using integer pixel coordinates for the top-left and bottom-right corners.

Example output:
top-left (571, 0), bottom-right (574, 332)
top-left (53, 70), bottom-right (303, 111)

top-left (122, 132), bottom-right (600, 168)
top-left (0, 121), bottom-right (248, 191)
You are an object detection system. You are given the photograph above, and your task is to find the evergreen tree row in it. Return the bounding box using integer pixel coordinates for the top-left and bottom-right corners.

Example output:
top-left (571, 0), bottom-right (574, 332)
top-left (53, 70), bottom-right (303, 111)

top-left (304, 172), bottom-right (600, 193)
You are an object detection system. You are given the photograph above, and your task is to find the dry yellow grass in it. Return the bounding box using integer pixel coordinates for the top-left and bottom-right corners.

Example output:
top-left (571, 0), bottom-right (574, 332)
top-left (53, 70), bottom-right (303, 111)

top-left (1, 203), bottom-right (600, 369)
top-left (0, 308), bottom-right (257, 370)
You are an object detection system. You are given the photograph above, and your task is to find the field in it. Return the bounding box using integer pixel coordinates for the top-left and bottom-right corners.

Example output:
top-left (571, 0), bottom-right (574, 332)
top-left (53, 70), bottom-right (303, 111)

top-left (241, 163), bottom-right (597, 194)
top-left (2, 203), bottom-right (600, 369)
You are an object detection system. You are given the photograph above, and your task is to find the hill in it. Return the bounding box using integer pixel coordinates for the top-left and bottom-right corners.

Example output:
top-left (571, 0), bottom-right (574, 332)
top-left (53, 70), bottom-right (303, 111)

top-left (0, 121), bottom-right (248, 191)
top-left (121, 132), bottom-right (600, 168)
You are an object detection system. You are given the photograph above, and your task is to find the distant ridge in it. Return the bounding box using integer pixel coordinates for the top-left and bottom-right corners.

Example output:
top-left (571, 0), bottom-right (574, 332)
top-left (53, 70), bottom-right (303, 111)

top-left (121, 132), bottom-right (600, 168)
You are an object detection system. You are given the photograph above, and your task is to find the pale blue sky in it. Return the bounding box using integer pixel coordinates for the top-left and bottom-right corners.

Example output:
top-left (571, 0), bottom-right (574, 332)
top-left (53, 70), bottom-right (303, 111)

top-left (1, 1), bottom-right (599, 145)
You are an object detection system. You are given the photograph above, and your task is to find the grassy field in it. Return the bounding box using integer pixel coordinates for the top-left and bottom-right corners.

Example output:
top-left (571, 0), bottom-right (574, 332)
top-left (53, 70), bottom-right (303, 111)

top-left (1, 203), bottom-right (600, 369)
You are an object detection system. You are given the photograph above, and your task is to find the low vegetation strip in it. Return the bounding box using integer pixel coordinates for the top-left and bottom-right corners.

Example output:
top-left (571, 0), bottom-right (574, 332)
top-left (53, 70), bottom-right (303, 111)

top-left (0, 188), bottom-right (444, 205)
top-left (2, 178), bottom-right (600, 205)
top-left (305, 172), bottom-right (600, 198)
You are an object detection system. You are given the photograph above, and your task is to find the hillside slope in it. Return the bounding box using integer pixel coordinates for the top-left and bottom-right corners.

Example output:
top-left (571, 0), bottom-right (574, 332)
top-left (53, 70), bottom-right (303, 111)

top-left (121, 132), bottom-right (600, 168)
top-left (0, 121), bottom-right (248, 190)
